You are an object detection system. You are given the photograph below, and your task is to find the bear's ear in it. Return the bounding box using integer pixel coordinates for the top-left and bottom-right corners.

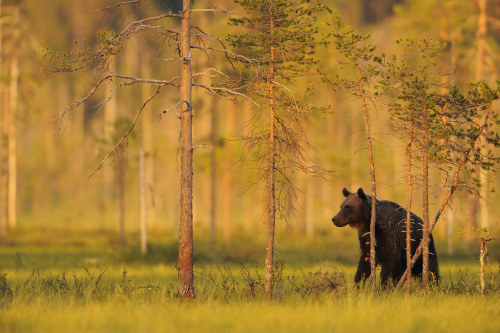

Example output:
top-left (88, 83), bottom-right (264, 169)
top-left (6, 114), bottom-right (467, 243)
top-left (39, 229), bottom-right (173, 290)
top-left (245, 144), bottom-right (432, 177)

top-left (342, 187), bottom-right (350, 197)
top-left (357, 188), bottom-right (368, 201)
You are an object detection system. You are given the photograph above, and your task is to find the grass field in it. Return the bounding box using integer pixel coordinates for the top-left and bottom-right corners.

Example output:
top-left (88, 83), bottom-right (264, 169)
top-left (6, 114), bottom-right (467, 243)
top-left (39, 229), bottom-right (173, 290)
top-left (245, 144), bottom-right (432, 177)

top-left (1, 227), bottom-right (499, 333)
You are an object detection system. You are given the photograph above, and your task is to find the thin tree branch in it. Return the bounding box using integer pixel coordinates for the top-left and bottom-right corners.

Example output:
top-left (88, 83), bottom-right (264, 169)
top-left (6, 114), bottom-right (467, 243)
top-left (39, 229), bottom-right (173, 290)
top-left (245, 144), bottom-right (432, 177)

top-left (56, 75), bottom-right (112, 138)
top-left (92, 0), bottom-right (144, 13)
top-left (192, 83), bottom-right (259, 106)
top-left (89, 86), bottom-right (163, 178)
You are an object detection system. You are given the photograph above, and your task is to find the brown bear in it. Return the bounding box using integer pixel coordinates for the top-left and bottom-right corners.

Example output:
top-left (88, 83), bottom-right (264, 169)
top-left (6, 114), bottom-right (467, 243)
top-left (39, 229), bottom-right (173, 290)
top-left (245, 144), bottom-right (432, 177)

top-left (331, 187), bottom-right (439, 286)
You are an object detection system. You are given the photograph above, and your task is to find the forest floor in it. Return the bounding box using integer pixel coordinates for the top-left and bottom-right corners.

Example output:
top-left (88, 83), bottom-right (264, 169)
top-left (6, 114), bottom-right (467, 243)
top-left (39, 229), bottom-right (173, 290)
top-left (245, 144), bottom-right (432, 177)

top-left (0, 227), bottom-right (499, 332)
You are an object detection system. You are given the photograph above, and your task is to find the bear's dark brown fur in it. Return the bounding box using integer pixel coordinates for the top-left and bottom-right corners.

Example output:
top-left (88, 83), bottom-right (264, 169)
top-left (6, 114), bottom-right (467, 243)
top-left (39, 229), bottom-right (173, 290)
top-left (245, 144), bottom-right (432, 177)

top-left (331, 187), bottom-right (439, 285)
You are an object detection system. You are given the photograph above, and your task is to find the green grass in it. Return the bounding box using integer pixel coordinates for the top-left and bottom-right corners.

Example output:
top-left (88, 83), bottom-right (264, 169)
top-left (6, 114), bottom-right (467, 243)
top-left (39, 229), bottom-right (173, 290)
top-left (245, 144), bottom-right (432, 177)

top-left (2, 294), bottom-right (499, 333)
top-left (1, 227), bottom-right (499, 332)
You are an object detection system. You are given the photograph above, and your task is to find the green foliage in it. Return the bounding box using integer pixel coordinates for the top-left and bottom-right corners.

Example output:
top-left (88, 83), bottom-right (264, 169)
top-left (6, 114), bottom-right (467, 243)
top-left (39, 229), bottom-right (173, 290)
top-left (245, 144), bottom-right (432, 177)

top-left (229, 0), bottom-right (326, 71)
top-left (320, 10), bottom-right (383, 93)
top-left (384, 38), bottom-right (450, 161)
top-left (385, 38), bottom-right (500, 188)
top-left (226, 0), bottom-right (328, 215)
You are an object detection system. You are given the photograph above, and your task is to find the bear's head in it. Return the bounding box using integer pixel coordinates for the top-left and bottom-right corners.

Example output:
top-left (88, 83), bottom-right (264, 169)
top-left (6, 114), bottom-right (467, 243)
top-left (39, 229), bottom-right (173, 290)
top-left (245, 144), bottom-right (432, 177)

top-left (331, 187), bottom-right (371, 228)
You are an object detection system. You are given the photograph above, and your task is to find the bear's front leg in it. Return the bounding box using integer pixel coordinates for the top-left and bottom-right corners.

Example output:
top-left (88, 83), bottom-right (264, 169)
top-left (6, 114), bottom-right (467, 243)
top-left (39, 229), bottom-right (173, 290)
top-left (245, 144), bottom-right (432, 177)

top-left (355, 253), bottom-right (371, 283)
top-left (355, 232), bottom-right (372, 283)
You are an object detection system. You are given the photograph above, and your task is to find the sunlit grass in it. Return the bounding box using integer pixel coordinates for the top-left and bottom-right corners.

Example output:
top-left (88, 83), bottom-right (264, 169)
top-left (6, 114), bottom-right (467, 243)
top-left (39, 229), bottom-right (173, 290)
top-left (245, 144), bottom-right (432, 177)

top-left (1, 226), bottom-right (499, 333)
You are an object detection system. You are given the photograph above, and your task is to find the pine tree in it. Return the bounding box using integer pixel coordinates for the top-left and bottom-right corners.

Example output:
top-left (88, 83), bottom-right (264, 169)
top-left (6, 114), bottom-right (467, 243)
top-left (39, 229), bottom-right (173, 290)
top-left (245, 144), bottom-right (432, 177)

top-left (228, 0), bottom-right (326, 297)
top-left (320, 11), bottom-right (381, 289)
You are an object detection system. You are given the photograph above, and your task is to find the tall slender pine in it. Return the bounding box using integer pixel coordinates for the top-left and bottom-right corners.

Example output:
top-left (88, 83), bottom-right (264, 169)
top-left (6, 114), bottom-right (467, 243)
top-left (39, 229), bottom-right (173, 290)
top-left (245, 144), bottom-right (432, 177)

top-left (228, 0), bottom-right (326, 297)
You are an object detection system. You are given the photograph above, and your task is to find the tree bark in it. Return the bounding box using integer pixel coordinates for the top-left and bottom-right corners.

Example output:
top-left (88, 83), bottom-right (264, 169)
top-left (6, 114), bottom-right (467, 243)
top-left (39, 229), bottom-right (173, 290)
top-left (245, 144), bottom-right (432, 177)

top-left (177, 0), bottom-right (195, 299)
top-left (405, 120), bottom-right (414, 294)
top-left (117, 153), bottom-right (126, 248)
top-left (139, 49), bottom-right (155, 228)
top-left (1, 53), bottom-right (9, 245)
top-left (476, 0), bottom-right (489, 231)
top-left (223, 102), bottom-right (234, 244)
top-left (479, 238), bottom-right (486, 295)
top-left (210, 98), bottom-right (217, 247)
top-left (8, 7), bottom-right (18, 230)
top-left (358, 70), bottom-right (377, 289)
top-left (140, 147), bottom-right (147, 255)
top-left (104, 56), bottom-right (117, 202)
top-left (422, 114), bottom-right (430, 290)
top-left (265, 6), bottom-right (276, 298)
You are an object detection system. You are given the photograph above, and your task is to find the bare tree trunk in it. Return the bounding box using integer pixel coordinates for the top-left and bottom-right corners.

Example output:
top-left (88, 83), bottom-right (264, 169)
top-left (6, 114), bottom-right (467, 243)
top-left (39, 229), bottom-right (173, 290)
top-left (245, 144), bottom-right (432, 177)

top-left (476, 0), bottom-right (489, 231)
top-left (447, 201), bottom-right (454, 255)
top-left (0, 0), bottom-right (3, 244)
top-left (358, 71), bottom-right (377, 289)
top-left (265, 9), bottom-right (276, 298)
top-left (139, 51), bottom-right (155, 228)
top-left (479, 237), bottom-right (487, 295)
top-left (138, 38), bottom-right (152, 252)
top-left (422, 116), bottom-right (430, 290)
top-left (223, 102), bottom-right (235, 243)
top-left (0, 50), bottom-right (8, 245)
top-left (298, 170), bottom-right (308, 233)
top-left (243, 103), bottom-right (254, 234)
top-left (104, 57), bottom-right (117, 201)
top-left (177, 0), bottom-right (195, 299)
top-left (405, 121), bottom-right (414, 294)
top-left (210, 99), bottom-right (217, 247)
top-left (476, 0), bottom-right (487, 82)
top-left (103, 55), bottom-right (117, 236)
top-left (140, 147), bottom-right (147, 255)
top-left (117, 153), bottom-right (126, 248)
top-left (8, 7), bottom-right (18, 230)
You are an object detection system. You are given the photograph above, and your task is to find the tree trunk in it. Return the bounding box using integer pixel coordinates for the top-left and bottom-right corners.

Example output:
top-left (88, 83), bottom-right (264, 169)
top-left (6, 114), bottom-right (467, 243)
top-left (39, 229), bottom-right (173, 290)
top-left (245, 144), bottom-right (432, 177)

top-left (223, 103), bottom-right (234, 244)
top-left (0, 52), bottom-right (9, 245)
top-left (243, 103), bottom-right (254, 234)
top-left (209, 99), bottom-right (217, 247)
top-left (479, 238), bottom-right (486, 295)
top-left (0, 0), bottom-right (3, 244)
top-left (104, 57), bottom-right (117, 201)
top-left (405, 121), bottom-right (414, 294)
top-left (476, 0), bottom-right (489, 231)
top-left (358, 71), bottom-right (377, 289)
top-left (139, 49), bottom-right (155, 228)
top-left (447, 205), bottom-right (454, 255)
top-left (140, 147), bottom-right (147, 255)
top-left (139, 38), bottom-right (152, 255)
top-left (422, 115), bottom-right (430, 291)
top-left (117, 153), bottom-right (126, 248)
top-left (8, 8), bottom-right (18, 230)
top-left (265, 8), bottom-right (276, 298)
top-left (298, 170), bottom-right (308, 233)
top-left (177, 0), bottom-right (195, 299)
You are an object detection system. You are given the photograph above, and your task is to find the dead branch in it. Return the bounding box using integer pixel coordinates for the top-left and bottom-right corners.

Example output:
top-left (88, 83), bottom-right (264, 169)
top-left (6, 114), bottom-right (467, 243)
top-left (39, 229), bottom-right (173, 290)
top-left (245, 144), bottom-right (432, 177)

top-left (188, 6), bottom-right (230, 14)
top-left (92, 0), bottom-right (144, 13)
top-left (56, 75), bottom-right (112, 138)
top-left (189, 45), bottom-right (260, 66)
top-left (90, 86), bottom-right (163, 178)
top-left (113, 73), bottom-right (181, 88)
top-left (192, 83), bottom-right (259, 106)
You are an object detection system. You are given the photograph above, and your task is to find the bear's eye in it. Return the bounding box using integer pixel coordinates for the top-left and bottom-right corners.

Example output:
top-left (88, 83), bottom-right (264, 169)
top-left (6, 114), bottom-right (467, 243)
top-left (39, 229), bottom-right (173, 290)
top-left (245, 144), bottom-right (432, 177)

top-left (345, 206), bottom-right (351, 211)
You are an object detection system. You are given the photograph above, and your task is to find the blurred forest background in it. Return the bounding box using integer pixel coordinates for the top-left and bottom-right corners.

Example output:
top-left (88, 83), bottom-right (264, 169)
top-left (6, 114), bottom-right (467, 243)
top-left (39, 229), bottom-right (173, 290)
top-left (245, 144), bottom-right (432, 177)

top-left (1, 0), bottom-right (499, 260)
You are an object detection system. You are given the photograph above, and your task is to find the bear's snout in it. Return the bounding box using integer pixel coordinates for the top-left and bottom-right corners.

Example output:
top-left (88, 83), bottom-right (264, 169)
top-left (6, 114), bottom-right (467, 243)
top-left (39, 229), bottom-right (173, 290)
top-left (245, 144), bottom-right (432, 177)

top-left (331, 215), bottom-right (345, 227)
